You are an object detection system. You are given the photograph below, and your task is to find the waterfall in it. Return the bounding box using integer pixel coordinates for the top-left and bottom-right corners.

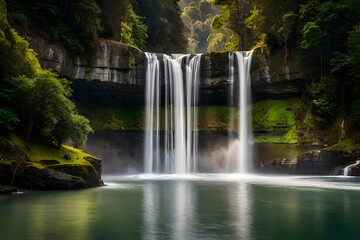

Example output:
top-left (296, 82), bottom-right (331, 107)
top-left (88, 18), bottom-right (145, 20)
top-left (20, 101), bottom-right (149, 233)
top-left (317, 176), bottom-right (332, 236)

top-left (144, 51), bottom-right (253, 174)
top-left (144, 53), bottom-right (201, 174)
top-left (235, 51), bottom-right (254, 174)
top-left (342, 160), bottom-right (360, 176)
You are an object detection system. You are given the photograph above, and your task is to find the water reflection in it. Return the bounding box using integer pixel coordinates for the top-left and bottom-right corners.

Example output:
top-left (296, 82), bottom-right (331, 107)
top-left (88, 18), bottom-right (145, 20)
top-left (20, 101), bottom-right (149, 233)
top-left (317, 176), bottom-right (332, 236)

top-left (142, 181), bottom-right (196, 239)
top-left (2, 176), bottom-right (360, 240)
top-left (0, 190), bottom-right (100, 240)
top-left (143, 182), bottom-right (159, 240)
top-left (172, 181), bottom-right (195, 240)
top-left (230, 183), bottom-right (252, 239)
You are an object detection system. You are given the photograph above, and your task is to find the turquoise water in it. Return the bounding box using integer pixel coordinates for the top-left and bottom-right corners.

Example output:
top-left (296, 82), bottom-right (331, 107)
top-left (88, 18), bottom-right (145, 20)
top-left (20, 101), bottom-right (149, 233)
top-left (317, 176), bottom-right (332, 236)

top-left (1, 175), bottom-right (360, 239)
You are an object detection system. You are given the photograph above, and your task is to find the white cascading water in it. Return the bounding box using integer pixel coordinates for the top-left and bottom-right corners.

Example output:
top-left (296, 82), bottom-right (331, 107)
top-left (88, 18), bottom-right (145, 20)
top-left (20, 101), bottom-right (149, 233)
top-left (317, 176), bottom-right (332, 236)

top-left (144, 53), bottom-right (201, 174)
top-left (144, 52), bottom-right (160, 174)
top-left (342, 160), bottom-right (360, 176)
top-left (144, 51), bottom-right (253, 174)
top-left (235, 51), bottom-right (254, 174)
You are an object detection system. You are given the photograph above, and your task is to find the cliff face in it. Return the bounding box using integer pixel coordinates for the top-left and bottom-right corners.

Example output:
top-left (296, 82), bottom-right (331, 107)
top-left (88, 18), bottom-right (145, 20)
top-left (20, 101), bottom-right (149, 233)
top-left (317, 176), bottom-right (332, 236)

top-left (28, 36), bottom-right (305, 90)
top-left (28, 36), bottom-right (144, 84)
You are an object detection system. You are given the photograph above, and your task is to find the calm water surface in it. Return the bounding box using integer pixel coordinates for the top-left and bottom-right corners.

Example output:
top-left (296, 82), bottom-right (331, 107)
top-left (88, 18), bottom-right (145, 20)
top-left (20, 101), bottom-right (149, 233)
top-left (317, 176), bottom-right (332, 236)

top-left (1, 174), bottom-right (360, 240)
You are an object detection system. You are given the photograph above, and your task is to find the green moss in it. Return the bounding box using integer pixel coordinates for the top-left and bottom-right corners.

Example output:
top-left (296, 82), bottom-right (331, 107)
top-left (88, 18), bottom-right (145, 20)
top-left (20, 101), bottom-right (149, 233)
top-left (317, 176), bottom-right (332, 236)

top-left (326, 138), bottom-right (360, 156)
top-left (10, 135), bottom-right (94, 166)
top-left (82, 106), bottom-right (145, 130)
top-left (1, 135), bottom-right (102, 189)
top-left (253, 99), bottom-right (299, 143)
top-left (303, 110), bottom-right (315, 131)
top-left (197, 106), bottom-right (235, 130)
top-left (82, 105), bottom-right (237, 131)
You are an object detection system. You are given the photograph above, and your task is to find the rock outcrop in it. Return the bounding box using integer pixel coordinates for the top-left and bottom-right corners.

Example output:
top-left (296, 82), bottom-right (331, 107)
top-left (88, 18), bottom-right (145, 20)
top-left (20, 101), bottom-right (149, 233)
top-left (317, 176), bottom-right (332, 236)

top-left (0, 158), bottom-right (103, 190)
top-left (0, 136), bottom-right (104, 190)
top-left (295, 150), bottom-right (353, 175)
top-left (28, 36), bottom-right (144, 84)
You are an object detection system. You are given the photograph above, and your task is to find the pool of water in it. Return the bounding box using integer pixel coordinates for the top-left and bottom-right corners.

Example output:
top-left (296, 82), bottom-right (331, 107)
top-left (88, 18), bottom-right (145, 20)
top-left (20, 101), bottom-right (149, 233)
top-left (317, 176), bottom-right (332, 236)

top-left (1, 174), bottom-right (360, 239)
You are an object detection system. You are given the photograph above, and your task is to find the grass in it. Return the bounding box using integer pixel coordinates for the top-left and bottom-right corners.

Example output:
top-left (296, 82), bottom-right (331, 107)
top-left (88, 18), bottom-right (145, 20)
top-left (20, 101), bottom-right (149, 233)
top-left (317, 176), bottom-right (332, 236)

top-left (10, 135), bottom-right (95, 166)
top-left (326, 138), bottom-right (360, 156)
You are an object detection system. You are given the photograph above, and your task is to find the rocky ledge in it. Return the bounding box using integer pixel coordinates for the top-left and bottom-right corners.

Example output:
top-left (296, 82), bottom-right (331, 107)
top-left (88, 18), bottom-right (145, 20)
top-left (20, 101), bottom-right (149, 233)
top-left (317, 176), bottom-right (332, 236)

top-left (0, 137), bottom-right (103, 190)
top-left (28, 36), bottom-right (144, 84)
top-left (0, 156), bottom-right (103, 190)
top-left (295, 150), bottom-right (353, 175)
top-left (258, 150), bottom-right (355, 175)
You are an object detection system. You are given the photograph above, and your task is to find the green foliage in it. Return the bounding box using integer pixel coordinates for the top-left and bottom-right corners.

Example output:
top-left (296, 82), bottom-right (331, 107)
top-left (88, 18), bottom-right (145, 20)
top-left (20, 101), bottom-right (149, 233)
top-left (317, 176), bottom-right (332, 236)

top-left (350, 100), bottom-right (360, 143)
top-left (70, 0), bottom-right (101, 39)
top-left (207, 32), bottom-right (226, 52)
top-left (348, 24), bottom-right (360, 143)
top-left (181, 0), bottom-right (216, 52)
top-left (0, 24), bottom-right (41, 77)
top-left (49, 21), bottom-right (85, 56)
top-left (312, 76), bottom-right (339, 124)
top-left (0, 3), bottom-right (92, 147)
top-left (329, 52), bottom-right (350, 75)
top-left (127, 8), bottom-right (148, 49)
top-left (300, 21), bottom-right (325, 49)
top-left (4, 0), bottom-right (96, 56)
top-left (96, 0), bottom-right (125, 40)
top-left (137, 0), bottom-right (187, 53)
top-left (20, 71), bottom-right (93, 146)
top-left (299, 0), bottom-right (320, 21)
top-left (224, 33), bottom-right (239, 52)
top-left (121, 21), bottom-right (133, 45)
top-left (0, 108), bottom-right (19, 133)
top-left (348, 24), bottom-right (360, 79)
top-left (122, 5), bottom-right (148, 49)
top-left (303, 110), bottom-right (315, 131)
top-left (326, 138), bottom-right (360, 157)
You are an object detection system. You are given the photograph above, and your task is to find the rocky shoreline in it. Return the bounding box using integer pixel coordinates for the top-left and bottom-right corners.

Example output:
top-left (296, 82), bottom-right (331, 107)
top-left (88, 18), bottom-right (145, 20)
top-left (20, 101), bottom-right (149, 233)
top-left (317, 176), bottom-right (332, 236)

top-left (258, 149), bottom-right (358, 176)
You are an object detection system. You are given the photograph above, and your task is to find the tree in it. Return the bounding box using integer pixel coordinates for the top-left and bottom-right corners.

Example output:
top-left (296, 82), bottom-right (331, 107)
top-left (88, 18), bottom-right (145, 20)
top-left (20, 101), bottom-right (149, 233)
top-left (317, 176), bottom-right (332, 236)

top-left (137, 0), bottom-right (187, 53)
top-left (1, 0), bottom-right (93, 146)
top-left (312, 76), bottom-right (339, 125)
top-left (348, 24), bottom-right (360, 142)
top-left (23, 71), bottom-right (93, 146)
top-left (96, 0), bottom-right (130, 40)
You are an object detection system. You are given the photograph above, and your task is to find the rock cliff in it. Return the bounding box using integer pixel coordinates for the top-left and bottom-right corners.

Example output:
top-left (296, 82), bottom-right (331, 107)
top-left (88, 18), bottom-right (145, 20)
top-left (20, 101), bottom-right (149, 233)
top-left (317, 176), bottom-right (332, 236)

top-left (28, 36), bottom-right (144, 84)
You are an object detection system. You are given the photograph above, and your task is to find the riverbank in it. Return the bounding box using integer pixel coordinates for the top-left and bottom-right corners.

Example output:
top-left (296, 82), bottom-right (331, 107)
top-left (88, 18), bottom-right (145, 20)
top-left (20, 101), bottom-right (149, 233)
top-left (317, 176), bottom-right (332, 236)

top-left (0, 135), bottom-right (103, 190)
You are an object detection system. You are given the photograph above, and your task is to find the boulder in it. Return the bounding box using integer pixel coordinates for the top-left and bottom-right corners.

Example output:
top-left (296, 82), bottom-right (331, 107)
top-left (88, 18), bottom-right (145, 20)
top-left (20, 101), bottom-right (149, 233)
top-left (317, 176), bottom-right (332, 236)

top-left (16, 165), bottom-right (87, 190)
top-left (295, 150), bottom-right (353, 175)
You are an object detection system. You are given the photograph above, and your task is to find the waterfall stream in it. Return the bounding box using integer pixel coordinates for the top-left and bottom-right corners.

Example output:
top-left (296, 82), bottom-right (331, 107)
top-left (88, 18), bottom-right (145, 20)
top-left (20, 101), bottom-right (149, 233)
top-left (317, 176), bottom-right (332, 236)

top-left (342, 160), bottom-right (360, 176)
top-left (144, 52), bottom-right (253, 174)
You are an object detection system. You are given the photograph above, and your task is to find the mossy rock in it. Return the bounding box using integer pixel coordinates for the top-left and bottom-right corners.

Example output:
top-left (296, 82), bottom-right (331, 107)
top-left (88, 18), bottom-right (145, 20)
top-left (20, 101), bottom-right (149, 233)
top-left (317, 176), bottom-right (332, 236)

top-left (326, 139), bottom-right (360, 158)
top-left (0, 186), bottom-right (17, 194)
top-left (253, 99), bottom-right (299, 143)
top-left (39, 160), bottom-right (60, 165)
top-left (16, 165), bottom-right (86, 190)
top-left (49, 164), bottom-right (102, 187)
top-left (1, 135), bottom-right (103, 190)
top-left (84, 156), bottom-right (102, 174)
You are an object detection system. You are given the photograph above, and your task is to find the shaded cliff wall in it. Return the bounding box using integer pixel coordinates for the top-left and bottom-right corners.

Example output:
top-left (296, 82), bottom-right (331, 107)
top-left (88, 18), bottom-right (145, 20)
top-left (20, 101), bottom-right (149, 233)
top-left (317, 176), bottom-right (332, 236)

top-left (28, 36), bottom-right (144, 84)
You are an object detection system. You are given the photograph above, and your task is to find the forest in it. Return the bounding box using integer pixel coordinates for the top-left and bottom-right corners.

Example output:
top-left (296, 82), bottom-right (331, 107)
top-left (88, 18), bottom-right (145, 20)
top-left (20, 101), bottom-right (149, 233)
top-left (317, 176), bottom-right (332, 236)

top-left (1, 0), bottom-right (360, 147)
